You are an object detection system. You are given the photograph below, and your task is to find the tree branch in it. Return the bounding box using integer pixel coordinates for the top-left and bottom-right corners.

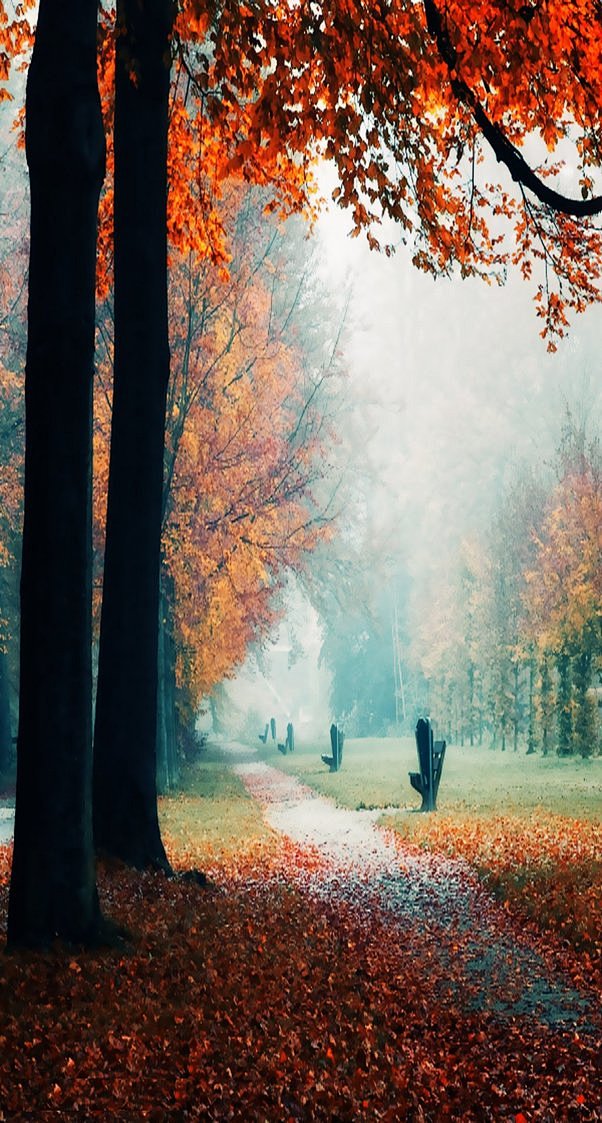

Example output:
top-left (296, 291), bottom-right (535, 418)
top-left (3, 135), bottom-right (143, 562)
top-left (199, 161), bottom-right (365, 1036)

top-left (423, 0), bottom-right (602, 218)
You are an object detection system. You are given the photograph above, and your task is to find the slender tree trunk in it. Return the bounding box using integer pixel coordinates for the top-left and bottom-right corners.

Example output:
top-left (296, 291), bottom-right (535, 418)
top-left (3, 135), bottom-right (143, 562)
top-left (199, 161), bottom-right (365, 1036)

top-left (512, 661), bottom-right (520, 752)
top-left (467, 663), bottom-right (474, 747)
top-left (539, 655), bottom-right (553, 757)
top-left (7, 0), bottom-right (106, 947)
top-left (156, 580), bottom-right (178, 792)
top-left (573, 649), bottom-right (594, 759)
top-left (93, 0), bottom-right (174, 869)
top-left (0, 640), bottom-right (11, 775)
top-left (556, 651), bottom-right (573, 756)
top-left (526, 653), bottom-right (536, 754)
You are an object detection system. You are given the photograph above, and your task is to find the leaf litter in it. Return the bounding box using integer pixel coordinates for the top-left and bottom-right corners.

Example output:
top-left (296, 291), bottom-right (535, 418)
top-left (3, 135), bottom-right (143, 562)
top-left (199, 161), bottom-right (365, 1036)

top-left (0, 740), bottom-right (599, 1121)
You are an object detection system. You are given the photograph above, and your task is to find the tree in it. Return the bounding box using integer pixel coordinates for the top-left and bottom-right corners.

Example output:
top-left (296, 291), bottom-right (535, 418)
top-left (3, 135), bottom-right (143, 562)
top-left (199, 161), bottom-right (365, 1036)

top-left (7, 0), bottom-right (108, 946)
top-left (93, 0), bottom-right (175, 870)
top-left (161, 199), bottom-right (340, 738)
top-left (0, 364), bottom-right (23, 775)
top-left (93, 0), bottom-right (602, 867)
top-left (523, 423), bottom-right (602, 756)
top-left (207, 0), bottom-right (602, 344)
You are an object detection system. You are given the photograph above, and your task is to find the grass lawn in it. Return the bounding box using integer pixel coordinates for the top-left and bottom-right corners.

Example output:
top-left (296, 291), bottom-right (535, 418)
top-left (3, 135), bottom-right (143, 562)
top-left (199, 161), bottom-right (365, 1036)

top-left (159, 744), bottom-right (274, 865)
top-left (256, 734), bottom-right (602, 818)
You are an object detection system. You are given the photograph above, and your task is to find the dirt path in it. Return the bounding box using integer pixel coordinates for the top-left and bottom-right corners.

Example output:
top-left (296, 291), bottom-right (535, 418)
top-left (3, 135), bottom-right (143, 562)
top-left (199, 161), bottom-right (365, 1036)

top-left (223, 741), bottom-right (596, 1035)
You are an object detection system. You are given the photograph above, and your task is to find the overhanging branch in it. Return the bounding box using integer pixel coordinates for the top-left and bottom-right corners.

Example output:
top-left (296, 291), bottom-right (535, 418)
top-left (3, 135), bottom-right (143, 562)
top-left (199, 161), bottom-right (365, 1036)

top-left (424, 0), bottom-right (602, 218)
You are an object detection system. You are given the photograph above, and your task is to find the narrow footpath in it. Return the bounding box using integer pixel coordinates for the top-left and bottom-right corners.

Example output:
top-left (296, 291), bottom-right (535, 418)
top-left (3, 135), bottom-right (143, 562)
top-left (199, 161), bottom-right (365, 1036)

top-left (222, 740), bottom-right (597, 1035)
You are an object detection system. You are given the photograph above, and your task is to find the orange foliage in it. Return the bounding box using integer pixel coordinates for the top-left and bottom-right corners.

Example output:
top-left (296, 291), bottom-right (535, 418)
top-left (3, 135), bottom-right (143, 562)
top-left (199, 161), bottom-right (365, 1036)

top-left (187, 0), bottom-right (602, 345)
top-left (524, 463), bottom-right (602, 653)
top-left (92, 16), bottom-right (340, 695)
top-left (0, 826), bottom-right (600, 1119)
top-left (394, 813), bottom-right (602, 976)
top-left (162, 194), bottom-right (337, 707)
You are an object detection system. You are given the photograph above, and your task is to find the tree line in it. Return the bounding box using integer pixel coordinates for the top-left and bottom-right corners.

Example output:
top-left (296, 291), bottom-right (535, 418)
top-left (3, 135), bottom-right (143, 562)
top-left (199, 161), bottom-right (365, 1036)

top-left (412, 417), bottom-right (601, 757)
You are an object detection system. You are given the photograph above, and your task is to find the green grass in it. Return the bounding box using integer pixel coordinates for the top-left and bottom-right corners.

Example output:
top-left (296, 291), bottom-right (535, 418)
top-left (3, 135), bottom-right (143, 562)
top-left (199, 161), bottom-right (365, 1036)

top-left (158, 744), bottom-right (273, 860)
top-left (256, 735), bottom-right (602, 820)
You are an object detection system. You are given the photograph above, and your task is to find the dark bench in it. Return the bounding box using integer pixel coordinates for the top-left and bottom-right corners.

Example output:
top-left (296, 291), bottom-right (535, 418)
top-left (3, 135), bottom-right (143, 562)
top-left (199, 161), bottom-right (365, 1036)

top-left (409, 717), bottom-right (446, 811)
top-left (321, 723), bottom-right (344, 772)
top-left (277, 723), bottom-right (295, 755)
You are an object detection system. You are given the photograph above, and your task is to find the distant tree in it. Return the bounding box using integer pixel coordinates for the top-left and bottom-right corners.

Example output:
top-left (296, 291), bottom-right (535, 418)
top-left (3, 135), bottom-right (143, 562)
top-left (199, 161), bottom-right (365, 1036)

top-left (536, 653), bottom-right (555, 758)
top-left (573, 649), bottom-right (597, 759)
top-left (484, 470), bottom-right (546, 750)
top-left (556, 653), bottom-right (574, 758)
top-left (320, 580), bottom-right (402, 737)
top-left (161, 205), bottom-right (340, 730)
top-left (523, 418), bottom-right (601, 755)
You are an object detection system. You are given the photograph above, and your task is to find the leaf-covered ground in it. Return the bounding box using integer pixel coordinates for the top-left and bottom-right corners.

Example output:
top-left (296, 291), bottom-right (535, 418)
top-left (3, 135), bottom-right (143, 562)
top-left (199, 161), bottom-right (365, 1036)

top-left (0, 746), bottom-right (600, 1122)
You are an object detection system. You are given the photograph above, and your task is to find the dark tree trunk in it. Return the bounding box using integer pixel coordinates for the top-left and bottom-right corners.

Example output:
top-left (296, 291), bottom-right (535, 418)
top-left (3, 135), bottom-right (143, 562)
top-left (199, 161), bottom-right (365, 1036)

top-left (93, 0), bottom-right (174, 870)
top-left (7, 0), bottom-right (106, 947)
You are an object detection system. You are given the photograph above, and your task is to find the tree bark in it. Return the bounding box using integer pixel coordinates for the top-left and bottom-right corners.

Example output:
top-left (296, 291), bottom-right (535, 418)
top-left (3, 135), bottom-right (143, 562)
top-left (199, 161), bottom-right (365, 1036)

top-left (7, 0), bottom-right (106, 947)
top-left (93, 0), bottom-right (174, 870)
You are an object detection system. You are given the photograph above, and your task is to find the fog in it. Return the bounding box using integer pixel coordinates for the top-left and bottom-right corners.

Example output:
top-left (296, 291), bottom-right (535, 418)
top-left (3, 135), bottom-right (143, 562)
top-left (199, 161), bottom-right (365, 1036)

top-left (222, 177), bottom-right (602, 740)
top-left (318, 196), bottom-right (600, 537)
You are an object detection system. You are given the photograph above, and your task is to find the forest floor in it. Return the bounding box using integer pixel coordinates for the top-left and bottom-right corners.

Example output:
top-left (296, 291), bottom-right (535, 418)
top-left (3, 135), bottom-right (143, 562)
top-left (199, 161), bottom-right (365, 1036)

top-left (0, 739), bottom-right (600, 1121)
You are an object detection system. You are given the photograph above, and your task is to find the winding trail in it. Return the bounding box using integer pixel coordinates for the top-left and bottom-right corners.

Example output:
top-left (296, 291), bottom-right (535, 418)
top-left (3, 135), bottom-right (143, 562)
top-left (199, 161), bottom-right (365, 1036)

top-left (222, 740), bottom-right (596, 1034)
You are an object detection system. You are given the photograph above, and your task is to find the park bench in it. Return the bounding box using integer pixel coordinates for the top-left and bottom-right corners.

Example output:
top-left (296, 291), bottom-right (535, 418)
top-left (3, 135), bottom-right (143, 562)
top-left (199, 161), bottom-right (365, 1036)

top-left (321, 723), bottom-right (344, 772)
top-left (409, 717), bottom-right (446, 811)
top-left (259, 717), bottom-right (278, 745)
top-left (277, 723), bottom-right (295, 755)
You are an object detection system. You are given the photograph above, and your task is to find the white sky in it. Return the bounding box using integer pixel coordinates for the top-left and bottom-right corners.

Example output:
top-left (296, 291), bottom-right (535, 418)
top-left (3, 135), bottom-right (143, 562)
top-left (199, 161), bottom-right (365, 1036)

top-left (314, 169), bottom-right (602, 566)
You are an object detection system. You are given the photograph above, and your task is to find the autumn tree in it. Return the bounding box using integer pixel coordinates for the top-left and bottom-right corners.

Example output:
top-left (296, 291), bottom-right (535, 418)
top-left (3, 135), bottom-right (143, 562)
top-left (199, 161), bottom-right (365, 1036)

top-left (7, 0), bottom-right (109, 946)
top-left (523, 421), bottom-right (602, 757)
top-left (94, 0), bottom-right (602, 861)
top-left (0, 364), bottom-right (21, 774)
top-left (160, 198), bottom-right (343, 761)
top-left (205, 0), bottom-right (602, 344)
top-left (0, 92), bottom-right (29, 777)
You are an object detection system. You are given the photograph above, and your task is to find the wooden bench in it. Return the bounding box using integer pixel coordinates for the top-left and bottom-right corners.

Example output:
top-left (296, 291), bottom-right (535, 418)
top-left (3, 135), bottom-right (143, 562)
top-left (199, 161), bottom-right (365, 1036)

top-left (409, 717), bottom-right (446, 811)
top-left (321, 723), bottom-right (344, 772)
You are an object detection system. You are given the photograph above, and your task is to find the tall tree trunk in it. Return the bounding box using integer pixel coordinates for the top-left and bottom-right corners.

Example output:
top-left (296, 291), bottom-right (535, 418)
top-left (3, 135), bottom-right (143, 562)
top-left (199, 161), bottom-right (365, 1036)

top-left (7, 0), bottom-right (106, 947)
top-left (93, 0), bottom-right (174, 870)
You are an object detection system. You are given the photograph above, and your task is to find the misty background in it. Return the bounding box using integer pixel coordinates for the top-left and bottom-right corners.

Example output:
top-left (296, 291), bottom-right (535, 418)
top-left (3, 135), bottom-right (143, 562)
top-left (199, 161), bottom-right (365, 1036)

top-left (220, 178), bottom-right (602, 742)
